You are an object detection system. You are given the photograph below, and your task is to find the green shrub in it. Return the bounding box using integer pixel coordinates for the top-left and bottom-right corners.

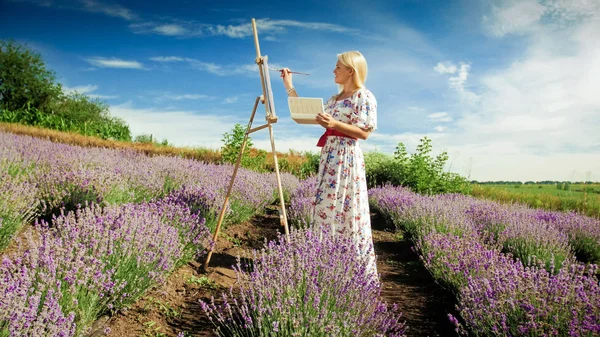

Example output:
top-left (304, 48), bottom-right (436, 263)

top-left (363, 137), bottom-right (471, 195)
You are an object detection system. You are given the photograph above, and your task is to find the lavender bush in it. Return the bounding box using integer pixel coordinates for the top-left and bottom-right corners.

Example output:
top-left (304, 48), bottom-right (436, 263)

top-left (370, 186), bottom-right (474, 239)
top-left (0, 170), bottom-right (38, 250)
top-left (267, 171), bottom-right (300, 204)
top-left (0, 131), bottom-right (282, 231)
top-left (200, 227), bottom-right (407, 336)
top-left (455, 261), bottom-right (600, 336)
top-left (415, 232), bottom-right (512, 295)
top-left (43, 200), bottom-right (212, 311)
top-left (287, 176), bottom-right (318, 229)
top-left (0, 227), bottom-right (107, 336)
top-left (465, 200), bottom-right (575, 272)
top-left (369, 185), bottom-right (600, 336)
top-left (1, 198), bottom-right (212, 337)
top-left (532, 209), bottom-right (600, 265)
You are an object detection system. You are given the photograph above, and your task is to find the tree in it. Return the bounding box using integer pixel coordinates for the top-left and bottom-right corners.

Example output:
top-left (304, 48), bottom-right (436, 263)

top-left (0, 40), bottom-right (62, 111)
top-left (49, 91), bottom-right (110, 123)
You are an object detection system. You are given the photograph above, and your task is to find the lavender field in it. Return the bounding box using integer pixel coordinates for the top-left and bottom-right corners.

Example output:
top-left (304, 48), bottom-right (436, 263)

top-left (366, 186), bottom-right (600, 336)
top-left (2, 129), bottom-right (599, 337)
top-left (0, 131), bottom-right (301, 336)
top-left (0, 131), bottom-right (406, 336)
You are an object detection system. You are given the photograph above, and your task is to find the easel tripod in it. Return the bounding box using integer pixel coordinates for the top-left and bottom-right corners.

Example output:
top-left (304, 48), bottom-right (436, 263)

top-left (203, 18), bottom-right (290, 271)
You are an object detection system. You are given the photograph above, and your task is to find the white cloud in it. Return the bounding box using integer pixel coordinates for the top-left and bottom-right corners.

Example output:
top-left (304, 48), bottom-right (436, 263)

top-left (149, 56), bottom-right (257, 76)
top-left (434, 62), bottom-right (457, 74)
top-left (252, 136), bottom-right (321, 154)
top-left (89, 94), bottom-right (119, 99)
top-left (153, 24), bottom-right (188, 36)
top-left (428, 112), bottom-right (453, 122)
top-left (109, 102), bottom-right (243, 149)
top-left (482, 0), bottom-right (546, 36)
top-left (130, 18), bottom-right (355, 39)
top-left (17, 0), bottom-right (356, 41)
top-left (62, 84), bottom-right (98, 95)
top-left (80, 0), bottom-right (138, 21)
top-left (434, 126), bottom-right (447, 132)
top-left (448, 63), bottom-right (470, 91)
top-left (147, 91), bottom-right (216, 103)
top-left (150, 56), bottom-right (185, 62)
top-left (62, 84), bottom-right (118, 100)
top-left (436, 61), bottom-right (479, 105)
top-left (204, 18), bottom-right (355, 38)
top-left (425, 4), bottom-right (600, 181)
top-left (169, 94), bottom-right (212, 101)
top-left (108, 102), bottom-right (324, 154)
top-left (85, 57), bottom-right (145, 69)
top-left (482, 0), bottom-right (600, 37)
top-left (223, 96), bottom-right (238, 104)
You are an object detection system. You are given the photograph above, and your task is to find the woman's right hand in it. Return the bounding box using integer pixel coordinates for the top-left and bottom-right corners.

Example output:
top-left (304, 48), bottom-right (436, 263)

top-left (280, 68), bottom-right (293, 89)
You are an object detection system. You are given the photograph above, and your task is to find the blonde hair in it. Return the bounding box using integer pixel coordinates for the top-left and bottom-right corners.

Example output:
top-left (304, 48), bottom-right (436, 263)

top-left (337, 51), bottom-right (368, 89)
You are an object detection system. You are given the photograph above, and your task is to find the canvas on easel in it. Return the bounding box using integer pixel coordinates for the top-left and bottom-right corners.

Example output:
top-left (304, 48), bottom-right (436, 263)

top-left (203, 18), bottom-right (290, 271)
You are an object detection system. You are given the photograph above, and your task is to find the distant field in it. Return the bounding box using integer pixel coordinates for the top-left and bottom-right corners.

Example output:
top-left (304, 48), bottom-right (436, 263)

top-left (485, 183), bottom-right (600, 197)
top-left (471, 183), bottom-right (600, 219)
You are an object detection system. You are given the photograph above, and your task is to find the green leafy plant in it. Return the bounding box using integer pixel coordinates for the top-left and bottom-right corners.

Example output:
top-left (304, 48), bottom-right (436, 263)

top-left (363, 136), bottom-right (471, 195)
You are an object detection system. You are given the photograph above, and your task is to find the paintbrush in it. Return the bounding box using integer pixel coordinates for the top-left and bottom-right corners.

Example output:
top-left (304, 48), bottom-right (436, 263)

top-left (269, 67), bottom-right (310, 75)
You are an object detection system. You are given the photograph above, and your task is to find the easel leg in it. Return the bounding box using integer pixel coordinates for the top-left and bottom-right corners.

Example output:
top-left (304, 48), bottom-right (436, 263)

top-left (203, 96), bottom-right (261, 271)
top-left (268, 124), bottom-right (290, 241)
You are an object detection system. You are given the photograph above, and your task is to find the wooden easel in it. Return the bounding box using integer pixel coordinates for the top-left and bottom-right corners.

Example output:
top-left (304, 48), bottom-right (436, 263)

top-left (203, 18), bottom-right (290, 271)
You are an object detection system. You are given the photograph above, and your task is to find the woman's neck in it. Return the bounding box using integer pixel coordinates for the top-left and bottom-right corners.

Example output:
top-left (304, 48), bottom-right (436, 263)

top-left (341, 83), bottom-right (360, 95)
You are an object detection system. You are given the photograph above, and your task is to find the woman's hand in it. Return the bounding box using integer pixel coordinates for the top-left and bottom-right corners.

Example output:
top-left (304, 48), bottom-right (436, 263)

top-left (280, 68), bottom-right (293, 90)
top-left (316, 113), bottom-right (338, 129)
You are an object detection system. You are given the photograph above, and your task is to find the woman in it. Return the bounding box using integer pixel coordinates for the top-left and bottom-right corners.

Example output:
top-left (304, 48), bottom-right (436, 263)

top-left (281, 51), bottom-right (379, 281)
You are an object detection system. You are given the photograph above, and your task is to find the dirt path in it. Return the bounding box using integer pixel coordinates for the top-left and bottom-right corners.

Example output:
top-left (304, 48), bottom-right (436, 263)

top-left (93, 207), bottom-right (458, 337)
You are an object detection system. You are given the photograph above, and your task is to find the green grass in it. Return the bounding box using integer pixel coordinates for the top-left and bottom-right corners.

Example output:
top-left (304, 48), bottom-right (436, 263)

top-left (471, 183), bottom-right (600, 219)
top-left (485, 183), bottom-right (600, 198)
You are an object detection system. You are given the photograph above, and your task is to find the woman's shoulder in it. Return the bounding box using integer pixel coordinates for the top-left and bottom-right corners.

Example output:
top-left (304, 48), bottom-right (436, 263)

top-left (356, 87), bottom-right (376, 103)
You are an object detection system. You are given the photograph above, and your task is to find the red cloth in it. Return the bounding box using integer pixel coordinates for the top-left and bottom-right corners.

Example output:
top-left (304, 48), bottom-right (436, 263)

top-left (316, 128), bottom-right (356, 147)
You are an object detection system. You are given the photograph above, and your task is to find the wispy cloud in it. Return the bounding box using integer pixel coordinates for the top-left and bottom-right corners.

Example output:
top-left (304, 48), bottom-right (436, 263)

top-left (145, 91), bottom-right (216, 103)
top-left (80, 0), bottom-right (139, 21)
top-left (15, 0), bottom-right (356, 40)
top-left (223, 96), bottom-right (238, 104)
top-left (428, 112), bottom-right (453, 123)
top-left (85, 57), bottom-right (145, 69)
top-left (169, 94), bottom-right (213, 101)
top-left (434, 62), bottom-right (457, 74)
top-left (152, 24), bottom-right (188, 36)
top-left (62, 84), bottom-right (118, 100)
top-left (89, 94), bottom-right (119, 99)
top-left (62, 84), bottom-right (98, 94)
top-left (150, 56), bottom-right (259, 76)
top-left (149, 56), bottom-right (184, 62)
top-left (482, 0), bottom-right (600, 37)
top-left (435, 61), bottom-right (479, 105)
top-left (109, 102), bottom-right (242, 148)
top-left (130, 18), bottom-right (355, 39)
top-left (108, 101), bottom-right (319, 153)
top-left (423, 1), bottom-right (600, 181)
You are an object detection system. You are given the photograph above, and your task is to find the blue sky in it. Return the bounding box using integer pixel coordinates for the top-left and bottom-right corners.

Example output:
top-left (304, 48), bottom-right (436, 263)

top-left (1, 0), bottom-right (599, 181)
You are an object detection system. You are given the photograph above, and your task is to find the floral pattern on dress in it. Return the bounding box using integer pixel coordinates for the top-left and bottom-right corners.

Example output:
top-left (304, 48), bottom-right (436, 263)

top-left (312, 87), bottom-right (378, 280)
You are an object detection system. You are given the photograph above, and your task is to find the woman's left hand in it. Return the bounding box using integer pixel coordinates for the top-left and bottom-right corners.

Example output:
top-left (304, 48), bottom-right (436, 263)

top-left (316, 113), bottom-right (337, 129)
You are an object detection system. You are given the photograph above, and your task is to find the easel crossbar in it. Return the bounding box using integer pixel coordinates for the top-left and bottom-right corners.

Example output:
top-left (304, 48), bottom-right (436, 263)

top-left (248, 123), bottom-right (270, 134)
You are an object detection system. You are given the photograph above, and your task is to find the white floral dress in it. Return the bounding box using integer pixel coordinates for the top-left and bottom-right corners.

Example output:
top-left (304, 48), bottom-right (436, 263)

top-left (312, 87), bottom-right (378, 280)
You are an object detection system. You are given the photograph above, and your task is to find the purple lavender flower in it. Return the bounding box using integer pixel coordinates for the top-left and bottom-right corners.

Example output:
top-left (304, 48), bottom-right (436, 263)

top-left (0, 170), bottom-right (38, 250)
top-left (200, 227), bottom-right (407, 336)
